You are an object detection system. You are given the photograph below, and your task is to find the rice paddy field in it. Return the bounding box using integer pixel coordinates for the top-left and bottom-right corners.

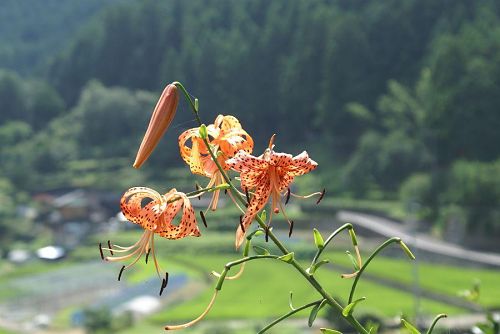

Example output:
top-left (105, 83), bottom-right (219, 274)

top-left (1, 229), bottom-right (499, 334)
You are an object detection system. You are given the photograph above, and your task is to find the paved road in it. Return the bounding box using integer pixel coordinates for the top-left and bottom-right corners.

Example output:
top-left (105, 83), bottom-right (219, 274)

top-left (337, 210), bottom-right (500, 268)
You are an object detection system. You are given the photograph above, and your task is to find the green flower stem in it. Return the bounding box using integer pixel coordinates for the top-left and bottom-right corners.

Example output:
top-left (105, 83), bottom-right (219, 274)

top-left (166, 185), bottom-right (226, 204)
top-left (202, 133), bottom-right (368, 333)
top-left (311, 223), bottom-right (353, 266)
top-left (348, 237), bottom-right (401, 303)
top-left (178, 83), bottom-right (368, 334)
top-left (258, 299), bottom-right (323, 334)
top-left (172, 81), bottom-right (202, 125)
top-left (215, 255), bottom-right (279, 290)
top-left (426, 314), bottom-right (447, 334)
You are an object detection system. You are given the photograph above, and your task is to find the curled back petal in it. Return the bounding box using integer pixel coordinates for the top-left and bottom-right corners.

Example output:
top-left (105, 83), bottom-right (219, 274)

top-left (286, 151), bottom-right (318, 176)
top-left (157, 191), bottom-right (200, 239)
top-left (120, 187), bottom-right (164, 231)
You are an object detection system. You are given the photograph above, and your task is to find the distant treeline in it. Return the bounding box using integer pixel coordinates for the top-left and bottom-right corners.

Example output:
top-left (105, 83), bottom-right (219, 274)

top-left (0, 0), bottom-right (499, 239)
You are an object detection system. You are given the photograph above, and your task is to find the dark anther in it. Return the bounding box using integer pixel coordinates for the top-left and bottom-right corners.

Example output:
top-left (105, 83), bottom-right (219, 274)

top-left (288, 221), bottom-right (294, 238)
top-left (239, 215), bottom-right (246, 233)
top-left (99, 243), bottom-right (104, 260)
top-left (107, 240), bottom-right (113, 255)
top-left (195, 184), bottom-right (201, 200)
top-left (200, 211), bottom-right (208, 228)
top-left (145, 250), bottom-right (150, 264)
top-left (316, 189), bottom-right (326, 205)
top-left (224, 188), bottom-right (228, 195)
top-left (159, 272), bottom-right (169, 295)
top-left (245, 189), bottom-right (250, 204)
top-left (164, 272), bottom-right (169, 288)
top-left (118, 265), bottom-right (126, 281)
top-left (159, 278), bottom-right (166, 296)
top-left (265, 226), bottom-right (269, 242)
top-left (285, 188), bottom-right (291, 205)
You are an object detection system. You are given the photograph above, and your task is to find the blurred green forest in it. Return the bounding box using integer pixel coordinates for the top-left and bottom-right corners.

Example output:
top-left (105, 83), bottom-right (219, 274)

top-left (1, 0), bottom-right (499, 242)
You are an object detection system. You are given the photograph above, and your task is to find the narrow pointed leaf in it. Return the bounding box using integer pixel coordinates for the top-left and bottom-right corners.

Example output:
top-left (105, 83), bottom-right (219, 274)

top-left (278, 252), bottom-right (295, 263)
top-left (320, 329), bottom-right (343, 334)
top-left (307, 259), bottom-right (330, 275)
top-left (260, 210), bottom-right (267, 222)
top-left (399, 241), bottom-right (416, 260)
top-left (348, 228), bottom-right (358, 246)
top-left (288, 291), bottom-right (295, 310)
top-left (345, 251), bottom-right (360, 271)
top-left (401, 319), bottom-right (421, 334)
top-left (342, 297), bottom-right (366, 317)
top-left (252, 245), bottom-right (270, 256)
top-left (308, 299), bottom-right (327, 327)
top-left (243, 239), bottom-right (251, 256)
top-left (313, 228), bottom-right (324, 249)
top-left (199, 124), bottom-right (208, 139)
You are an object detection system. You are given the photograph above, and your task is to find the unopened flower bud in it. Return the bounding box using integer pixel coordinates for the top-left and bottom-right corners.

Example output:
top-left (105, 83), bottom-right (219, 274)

top-left (133, 83), bottom-right (179, 168)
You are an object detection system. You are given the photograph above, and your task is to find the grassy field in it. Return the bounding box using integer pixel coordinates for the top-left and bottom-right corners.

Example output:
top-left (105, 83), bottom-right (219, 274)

top-left (147, 253), bottom-right (463, 324)
top-left (324, 250), bottom-right (500, 308)
top-left (2, 229), bottom-right (499, 334)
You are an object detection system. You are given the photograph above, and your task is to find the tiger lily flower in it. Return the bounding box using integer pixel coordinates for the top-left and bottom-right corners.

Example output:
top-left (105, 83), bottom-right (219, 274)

top-left (134, 83), bottom-right (179, 168)
top-left (179, 115), bottom-right (253, 210)
top-left (226, 136), bottom-right (320, 248)
top-left (100, 187), bottom-right (200, 283)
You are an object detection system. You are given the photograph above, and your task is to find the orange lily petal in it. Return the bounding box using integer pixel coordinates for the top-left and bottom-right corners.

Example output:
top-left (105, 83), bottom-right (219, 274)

top-left (157, 190), bottom-right (200, 239)
top-left (236, 179), bottom-right (271, 248)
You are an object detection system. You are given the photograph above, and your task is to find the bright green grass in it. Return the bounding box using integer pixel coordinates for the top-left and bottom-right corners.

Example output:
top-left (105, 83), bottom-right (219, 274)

top-left (323, 250), bottom-right (500, 308)
top-left (149, 254), bottom-right (463, 325)
top-left (0, 328), bottom-right (16, 334)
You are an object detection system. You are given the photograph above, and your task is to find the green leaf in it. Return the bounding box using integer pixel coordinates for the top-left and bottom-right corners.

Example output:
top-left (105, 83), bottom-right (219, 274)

top-left (260, 210), bottom-right (267, 222)
top-left (211, 183), bottom-right (230, 191)
top-left (243, 239), bottom-right (251, 257)
top-left (288, 291), bottom-right (295, 310)
top-left (307, 259), bottom-right (330, 275)
top-left (320, 329), bottom-right (343, 334)
top-left (313, 228), bottom-right (324, 249)
top-left (345, 251), bottom-right (360, 271)
top-left (252, 245), bottom-right (270, 256)
top-left (194, 98), bottom-right (199, 112)
top-left (348, 228), bottom-right (358, 246)
top-left (342, 297), bottom-right (366, 317)
top-left (401, 319), bottom-right (421, 334)
top-left (399, 241), bottom-right (416, 260)
top-left (278, 252), bottom-right (294, 263)
top-left (246, 229), bottom-right (264, 240)
top-left (253, 230), bottom-right (265, 237)
top-left (199, 124), bottom-right (207, 139)
top-left (308, 299), bottom-right (327, 327)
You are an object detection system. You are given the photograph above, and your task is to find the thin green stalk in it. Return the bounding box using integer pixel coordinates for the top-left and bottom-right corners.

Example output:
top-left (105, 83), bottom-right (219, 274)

top-left (348, 237), bottom-right (401, 303)
top-left (215, 255), bottom-right (278, 291)
top-left (166, 185), bottom-right (226, 204)
top-left (311, 223), bottom-right (353, 266)
top-left (426, 314), bottom-right (447, 334)
top-left (258, 299), bottom-right (323, 334)
top-left (173, 81), bottom-right (202, 125)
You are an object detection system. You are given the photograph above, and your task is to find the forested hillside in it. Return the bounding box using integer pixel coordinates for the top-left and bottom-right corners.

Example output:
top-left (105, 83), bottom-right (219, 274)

top-left (1, 0), bottom-right (499, 239)
top-left (0, 0), bottom-right (131, 75)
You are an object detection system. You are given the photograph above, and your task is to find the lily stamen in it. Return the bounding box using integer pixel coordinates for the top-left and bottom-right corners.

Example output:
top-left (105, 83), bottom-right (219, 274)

top-left (165, 290), bottom-right (218, 330)
top-left (211, 263), bottom-right (246, 280)
top-left (289, 190), bottom-right (325, 200)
